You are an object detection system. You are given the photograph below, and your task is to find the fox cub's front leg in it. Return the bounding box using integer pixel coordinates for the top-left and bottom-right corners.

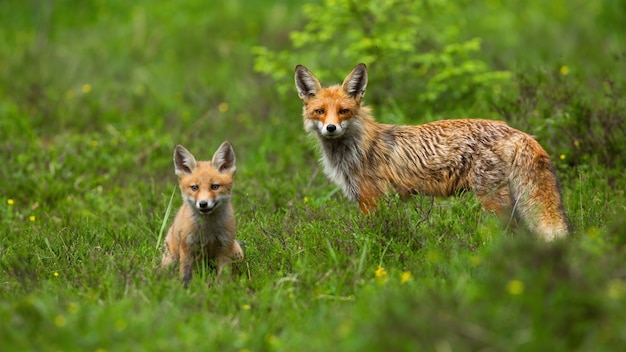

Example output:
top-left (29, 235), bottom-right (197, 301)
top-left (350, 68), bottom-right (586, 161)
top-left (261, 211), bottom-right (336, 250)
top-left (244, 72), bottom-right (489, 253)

top-left (178, 243), bottom-right (194, 287)
top-left (215, 240), bottom-right (244, 277)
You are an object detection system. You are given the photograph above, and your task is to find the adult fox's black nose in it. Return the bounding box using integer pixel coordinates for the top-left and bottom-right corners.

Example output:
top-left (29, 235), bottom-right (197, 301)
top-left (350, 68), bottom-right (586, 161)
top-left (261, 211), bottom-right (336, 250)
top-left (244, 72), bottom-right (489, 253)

top-left (326, 124), bottom-right (337, 133)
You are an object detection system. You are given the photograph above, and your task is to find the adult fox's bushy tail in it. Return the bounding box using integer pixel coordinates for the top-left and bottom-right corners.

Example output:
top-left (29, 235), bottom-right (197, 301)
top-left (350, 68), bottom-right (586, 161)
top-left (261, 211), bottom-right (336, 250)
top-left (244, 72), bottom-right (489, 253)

top-left (294, 63), bottom-right (570, 240)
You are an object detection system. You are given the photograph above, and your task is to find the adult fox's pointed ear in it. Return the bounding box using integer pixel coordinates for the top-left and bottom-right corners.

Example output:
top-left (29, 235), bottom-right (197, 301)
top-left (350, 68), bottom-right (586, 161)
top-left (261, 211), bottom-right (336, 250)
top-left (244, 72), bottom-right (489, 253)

top-left (295, 65), bottom-right (322, 103)
top-left (174, 145), bottom-right (197, 176)
top-left (342, 63), bottom-right (368, 102)
top-left (212, 141), bottom-right (236, 174)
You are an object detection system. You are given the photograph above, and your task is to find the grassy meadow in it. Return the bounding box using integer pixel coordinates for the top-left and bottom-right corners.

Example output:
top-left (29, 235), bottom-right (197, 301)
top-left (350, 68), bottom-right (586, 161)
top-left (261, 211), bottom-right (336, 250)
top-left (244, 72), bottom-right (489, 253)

top-left (1, 0), bottom-right (626, 350)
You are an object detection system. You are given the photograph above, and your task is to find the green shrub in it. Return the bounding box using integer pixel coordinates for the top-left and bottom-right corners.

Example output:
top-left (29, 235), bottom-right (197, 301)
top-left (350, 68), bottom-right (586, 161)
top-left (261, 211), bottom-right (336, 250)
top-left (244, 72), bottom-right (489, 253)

top-left (254, 0), bottom-right (511, 118)
top-left (492, 63), bottom-right (626, 187)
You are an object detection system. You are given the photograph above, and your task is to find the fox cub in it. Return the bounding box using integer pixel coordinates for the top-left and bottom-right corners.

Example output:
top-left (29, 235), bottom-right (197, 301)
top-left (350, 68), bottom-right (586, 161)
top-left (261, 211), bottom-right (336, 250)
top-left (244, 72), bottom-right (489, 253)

top-left (294, 63), bottom-right (570, 240)
top-left (161, 142), bottom-right (244, 287)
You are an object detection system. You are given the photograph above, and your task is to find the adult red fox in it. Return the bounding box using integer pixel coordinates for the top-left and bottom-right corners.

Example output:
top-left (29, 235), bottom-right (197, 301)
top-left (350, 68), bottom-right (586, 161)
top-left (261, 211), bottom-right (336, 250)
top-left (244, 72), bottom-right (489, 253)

top-left (161, 142), bottom-right (244, 287)
top-left (294, 63), bottom-right (570, 240)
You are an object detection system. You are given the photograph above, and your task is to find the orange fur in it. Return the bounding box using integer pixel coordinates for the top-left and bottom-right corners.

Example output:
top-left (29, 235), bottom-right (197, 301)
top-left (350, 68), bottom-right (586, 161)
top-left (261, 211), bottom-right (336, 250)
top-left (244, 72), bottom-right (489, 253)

top-left (161, 142), bottom-right (243, 287)
top-left (295, 63), bottom-right (570, 240)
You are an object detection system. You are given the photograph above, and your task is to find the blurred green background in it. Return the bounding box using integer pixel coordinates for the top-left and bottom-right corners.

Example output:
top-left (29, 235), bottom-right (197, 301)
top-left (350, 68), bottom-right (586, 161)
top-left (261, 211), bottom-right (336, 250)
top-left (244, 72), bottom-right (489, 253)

top-left (1, 0), bottom-right (625, 350)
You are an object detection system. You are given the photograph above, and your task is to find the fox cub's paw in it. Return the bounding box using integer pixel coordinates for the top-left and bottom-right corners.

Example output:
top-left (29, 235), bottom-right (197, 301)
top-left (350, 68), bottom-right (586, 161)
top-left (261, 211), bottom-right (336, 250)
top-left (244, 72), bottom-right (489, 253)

top-left (160, 253), bottom-right (177, 268)
top-left (230, 240), bottom-right (245, 261)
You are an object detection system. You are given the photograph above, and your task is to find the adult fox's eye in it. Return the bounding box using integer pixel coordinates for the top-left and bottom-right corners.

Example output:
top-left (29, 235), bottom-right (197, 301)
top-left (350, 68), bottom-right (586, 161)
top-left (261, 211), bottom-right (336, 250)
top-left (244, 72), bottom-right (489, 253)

top-left (211, 184), bottom-right (220, 190)
top-left (338, 109), bottom-right (350, 114)
top-left (191, 185), bottom-right (199, 191)
top-left (314, 109), bottom-right (324, 115)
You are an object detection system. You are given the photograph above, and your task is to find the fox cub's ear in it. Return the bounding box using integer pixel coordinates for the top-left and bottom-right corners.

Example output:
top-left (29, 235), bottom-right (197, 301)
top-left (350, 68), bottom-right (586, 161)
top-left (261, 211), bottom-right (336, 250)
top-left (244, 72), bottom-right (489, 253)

top-left (342, 63), bottom-right (367, 101)
top-left (295, 65), bottom-right (322, 102)
top-left (174, 145), bottom-right (197, 176)
top-left (212, 141), bottom-right (236, 174)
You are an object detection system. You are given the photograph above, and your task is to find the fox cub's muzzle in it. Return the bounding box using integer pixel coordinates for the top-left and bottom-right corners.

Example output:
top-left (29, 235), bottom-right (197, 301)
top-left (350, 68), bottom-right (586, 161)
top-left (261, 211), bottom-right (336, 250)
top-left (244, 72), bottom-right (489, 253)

top-left (196, 199), bottom-right (218, 213)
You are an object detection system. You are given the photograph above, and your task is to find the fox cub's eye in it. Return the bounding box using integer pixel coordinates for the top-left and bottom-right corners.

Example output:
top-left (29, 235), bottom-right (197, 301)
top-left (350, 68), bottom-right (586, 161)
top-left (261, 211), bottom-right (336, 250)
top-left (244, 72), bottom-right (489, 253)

top-left (210, 184), bottom-right (220, 190)
top-left (191, 185), bottom-right (199, 191)
top-left (338, 109), bottom-right (350, 115)
top-left (314, 108), bottom-right (325, 115)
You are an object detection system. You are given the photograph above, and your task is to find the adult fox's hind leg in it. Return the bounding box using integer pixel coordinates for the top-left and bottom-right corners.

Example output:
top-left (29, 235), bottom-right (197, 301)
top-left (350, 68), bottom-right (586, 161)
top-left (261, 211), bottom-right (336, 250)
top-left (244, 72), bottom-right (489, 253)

top-left (475, 185), bottom-right (519, 231)
top-left (471, 153), bottom-right (519, 231)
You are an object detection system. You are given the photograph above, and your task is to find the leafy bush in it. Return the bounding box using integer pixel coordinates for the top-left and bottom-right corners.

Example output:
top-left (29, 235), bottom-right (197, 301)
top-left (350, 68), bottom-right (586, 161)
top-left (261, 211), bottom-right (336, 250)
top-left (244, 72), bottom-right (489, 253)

top-left (492, 62), bottom-right (626, 187)
top-left (254, 0), bottom-right (511, 118)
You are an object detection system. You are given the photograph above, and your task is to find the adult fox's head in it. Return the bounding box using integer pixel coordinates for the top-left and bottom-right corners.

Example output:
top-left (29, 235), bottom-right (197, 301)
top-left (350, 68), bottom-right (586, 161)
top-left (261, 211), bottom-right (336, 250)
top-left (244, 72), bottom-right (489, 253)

top-left (173, 142), bottom-right (236, 215)
top-left (295, 63), bottom-right (368, 139)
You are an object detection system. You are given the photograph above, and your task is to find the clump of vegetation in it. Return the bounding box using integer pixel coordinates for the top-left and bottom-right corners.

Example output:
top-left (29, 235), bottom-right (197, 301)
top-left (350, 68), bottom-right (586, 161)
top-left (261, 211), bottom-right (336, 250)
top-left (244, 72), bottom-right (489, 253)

top-left (254, 0), bottom-right (511, 118)
top-left (492, 63), bottom-right (626, 186)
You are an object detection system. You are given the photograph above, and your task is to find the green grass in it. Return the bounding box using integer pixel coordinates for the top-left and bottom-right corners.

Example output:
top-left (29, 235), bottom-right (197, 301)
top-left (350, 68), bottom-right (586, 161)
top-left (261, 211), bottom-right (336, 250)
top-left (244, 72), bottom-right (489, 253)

top-left (2, 0), bottom-right (626, 351)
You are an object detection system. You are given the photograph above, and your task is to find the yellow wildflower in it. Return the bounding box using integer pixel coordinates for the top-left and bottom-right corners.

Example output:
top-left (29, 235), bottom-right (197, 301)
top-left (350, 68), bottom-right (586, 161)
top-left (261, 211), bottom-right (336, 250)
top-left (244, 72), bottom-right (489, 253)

top-left (114, 319), bottom-right (127, 331)
top-left (266, 335), bottom-right (279, 346)
top-left (400, 271), bottom-right (412, 284)
top-left (375, 266), bottom-right (387, 278)
top-left (375, 266), bottom-right (387, 285)
top-left (607, 279), bottom-right (626, 300)
top-left (67, 302), bottom-right (79, 314)
top-left (587, 226), bottom-right (600, 238)
top-left (54, 315), bottom-right (67, 327)
top-left (507, 280), bottom-right (525, 295)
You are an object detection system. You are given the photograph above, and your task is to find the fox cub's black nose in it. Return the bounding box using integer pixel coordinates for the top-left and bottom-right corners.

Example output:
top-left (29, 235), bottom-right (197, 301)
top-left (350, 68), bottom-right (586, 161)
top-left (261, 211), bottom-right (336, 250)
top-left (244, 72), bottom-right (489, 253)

top-left (199, 201), bottom-right (208, 208)
top-left (326, 124), bottom-right (337, 133)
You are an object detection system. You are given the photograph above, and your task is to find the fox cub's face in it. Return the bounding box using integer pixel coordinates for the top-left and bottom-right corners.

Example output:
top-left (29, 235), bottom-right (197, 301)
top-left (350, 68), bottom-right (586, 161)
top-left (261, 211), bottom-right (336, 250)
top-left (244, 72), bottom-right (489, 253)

top-left (295, 63), bottom-right (368, 139)
top-left (173, 142), bottom-right (236, 215)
